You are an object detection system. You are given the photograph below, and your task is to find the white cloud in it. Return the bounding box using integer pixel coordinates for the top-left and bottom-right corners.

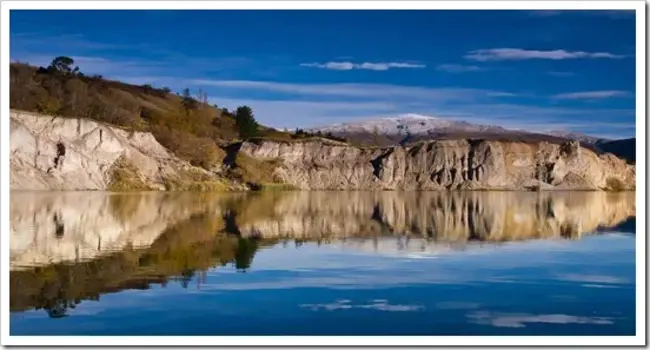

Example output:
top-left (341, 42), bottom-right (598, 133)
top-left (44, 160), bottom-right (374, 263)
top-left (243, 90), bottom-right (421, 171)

top-left (300, 62), bottom-right (355, 70)
top-left (467, 311), bottom-right (615, 328)
top-left (551, 90), bottom-right (628, 100)
top-left (436, 64), bottom-right (483, 73)
top-left (465, 48), bottom-right (625, 61)
top-left (300, 61), bottom-right (425, 71)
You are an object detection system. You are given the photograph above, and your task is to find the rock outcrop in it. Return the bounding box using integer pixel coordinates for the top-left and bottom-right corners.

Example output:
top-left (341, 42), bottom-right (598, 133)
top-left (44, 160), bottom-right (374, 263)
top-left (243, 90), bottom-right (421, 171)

top-left (10, 110), bottom-right (244, 191)
top-left (10, 111), bottom-right (635, 191)
top-left (240, 138), bottom-right (635, 191)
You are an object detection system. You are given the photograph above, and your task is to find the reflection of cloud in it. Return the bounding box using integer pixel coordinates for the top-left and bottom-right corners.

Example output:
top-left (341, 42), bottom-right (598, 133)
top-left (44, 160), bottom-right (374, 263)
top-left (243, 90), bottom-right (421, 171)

top-left (301, 299), bottom-right (424, 312)
top-left (555, 274), bottom-right (628, 284)
top-left (435, 302), bottom-right (480, 310)
top-left (467, 311), bottom-right (614, 328)
top-left (581, 284), bottom-right (620, 289)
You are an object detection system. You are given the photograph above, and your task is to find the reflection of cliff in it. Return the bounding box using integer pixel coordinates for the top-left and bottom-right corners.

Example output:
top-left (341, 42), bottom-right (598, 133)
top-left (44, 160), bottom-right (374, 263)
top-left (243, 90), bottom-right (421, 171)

top-left (10, 210), bottom-right (272, 316)
top-left (10, 191), bottom-right (635, 317)
top-left (237, 191), bottom-right (636, 242)
top-left (10, 192), bottom-right (245, 270)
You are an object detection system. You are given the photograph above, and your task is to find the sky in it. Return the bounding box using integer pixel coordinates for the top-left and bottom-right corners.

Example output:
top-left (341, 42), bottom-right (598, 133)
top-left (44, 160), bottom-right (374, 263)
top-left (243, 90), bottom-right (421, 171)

top-left (9, 10), bottom-right (637, 138)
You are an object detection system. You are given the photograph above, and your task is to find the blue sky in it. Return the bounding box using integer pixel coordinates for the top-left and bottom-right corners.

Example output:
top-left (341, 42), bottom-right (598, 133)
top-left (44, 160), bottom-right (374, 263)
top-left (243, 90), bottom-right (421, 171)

top-left (10, 10), bottom-right (636, 138)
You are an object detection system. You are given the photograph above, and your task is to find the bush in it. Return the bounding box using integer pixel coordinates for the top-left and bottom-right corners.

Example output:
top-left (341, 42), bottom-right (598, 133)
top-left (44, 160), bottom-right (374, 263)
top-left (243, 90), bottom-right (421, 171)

top-left (606, 177), bottom-right (626, 191)
top-left (108, 157), bottom-right (152, 192)
top-left (152, 126), bottom-right (225, 170)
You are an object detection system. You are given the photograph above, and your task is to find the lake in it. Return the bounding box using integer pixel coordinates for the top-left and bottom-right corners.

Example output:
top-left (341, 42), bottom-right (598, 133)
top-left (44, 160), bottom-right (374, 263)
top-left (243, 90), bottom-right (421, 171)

top-left (9, 191), bottom-right (636, 336)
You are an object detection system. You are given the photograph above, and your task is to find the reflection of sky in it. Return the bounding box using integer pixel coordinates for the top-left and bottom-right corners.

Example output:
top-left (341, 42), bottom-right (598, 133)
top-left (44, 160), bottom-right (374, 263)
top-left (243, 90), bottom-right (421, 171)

top-left (10, 233), bottom-right (635, 336)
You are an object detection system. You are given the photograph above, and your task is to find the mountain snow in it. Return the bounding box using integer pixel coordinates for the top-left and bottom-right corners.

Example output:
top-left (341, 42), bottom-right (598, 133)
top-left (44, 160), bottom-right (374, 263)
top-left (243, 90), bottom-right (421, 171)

top-left (309, 114), bottom-right (507, 135)
top-left (309, 114), bottom-right (606, 142)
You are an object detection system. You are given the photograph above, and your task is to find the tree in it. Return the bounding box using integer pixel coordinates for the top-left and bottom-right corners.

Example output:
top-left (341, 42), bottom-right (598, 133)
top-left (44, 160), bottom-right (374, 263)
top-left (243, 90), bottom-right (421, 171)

top-left (181, 88), bottom-right (197, 113)
top-left (48, 56), bottom-right (79, 75)
top-left (235, 105), bottom-right (259, 138)
top-left (196, 88), bottom-right (208, 105)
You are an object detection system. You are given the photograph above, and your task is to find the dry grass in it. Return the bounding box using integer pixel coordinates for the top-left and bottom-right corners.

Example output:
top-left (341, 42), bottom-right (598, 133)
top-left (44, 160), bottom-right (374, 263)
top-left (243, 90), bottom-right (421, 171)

top-left (231, 153), bottom-right (281, 185)
top-left (107, 157), bottom-right (152, 192)
top-left (162, 168), bottom-right (231, 192)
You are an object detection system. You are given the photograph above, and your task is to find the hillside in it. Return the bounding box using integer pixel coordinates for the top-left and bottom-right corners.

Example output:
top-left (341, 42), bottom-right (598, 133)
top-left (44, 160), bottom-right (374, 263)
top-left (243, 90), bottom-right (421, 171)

top-left (9, 58), bottom-right (341, 171)
top-left (9, 57), bottom-right (636, 192)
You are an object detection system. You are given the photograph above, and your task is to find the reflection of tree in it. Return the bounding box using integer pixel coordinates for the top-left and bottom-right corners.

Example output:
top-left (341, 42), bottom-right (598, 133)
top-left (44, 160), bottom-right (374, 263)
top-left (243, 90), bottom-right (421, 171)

top-left (10, 212), bottom-right (272, 317)
top-left (45, 299), bottom-right (75, 318)
top-left (179, 269), bottom-right (195, 289)
top-left (234, 238), bottom-right (259, 271)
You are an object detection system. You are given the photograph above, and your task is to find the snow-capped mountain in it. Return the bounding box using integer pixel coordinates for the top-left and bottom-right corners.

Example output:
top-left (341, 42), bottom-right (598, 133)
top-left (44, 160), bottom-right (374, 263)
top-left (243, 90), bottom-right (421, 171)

top-left (310, 113), bottom-right (508, 136)
top-left (309, 114), bottom-right (607, 145)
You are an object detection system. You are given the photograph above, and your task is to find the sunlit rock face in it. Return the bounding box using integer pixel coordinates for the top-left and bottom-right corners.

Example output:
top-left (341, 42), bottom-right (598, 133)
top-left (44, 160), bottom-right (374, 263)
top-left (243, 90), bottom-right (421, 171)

top-left (9, 111), bottom-right (240, 191)
top-left (240, 139), bottom-right (635, 191)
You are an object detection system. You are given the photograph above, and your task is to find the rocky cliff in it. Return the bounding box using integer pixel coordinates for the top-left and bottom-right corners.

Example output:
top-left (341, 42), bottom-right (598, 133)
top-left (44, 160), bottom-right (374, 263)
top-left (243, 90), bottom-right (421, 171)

top-left (10, 110), bottom-right (245, 191)
top-left (10, 111), bottom-right (635, 191)
top-left (239, 137), bottom-right (635, 191)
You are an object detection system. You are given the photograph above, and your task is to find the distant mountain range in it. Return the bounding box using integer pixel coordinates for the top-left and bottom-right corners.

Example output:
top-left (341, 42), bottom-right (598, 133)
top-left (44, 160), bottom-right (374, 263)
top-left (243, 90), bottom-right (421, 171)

top-left (309, 114), bottom-right (635, 163)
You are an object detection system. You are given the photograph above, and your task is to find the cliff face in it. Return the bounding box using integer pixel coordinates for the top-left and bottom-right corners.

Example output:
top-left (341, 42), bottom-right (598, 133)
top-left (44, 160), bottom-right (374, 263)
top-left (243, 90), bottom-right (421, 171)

top-left (10, 111), bottom-right (244, 191)
top-left (239, 138), bottom-right (635, 191)
top-left (10, 112), bottom-right (635, 191)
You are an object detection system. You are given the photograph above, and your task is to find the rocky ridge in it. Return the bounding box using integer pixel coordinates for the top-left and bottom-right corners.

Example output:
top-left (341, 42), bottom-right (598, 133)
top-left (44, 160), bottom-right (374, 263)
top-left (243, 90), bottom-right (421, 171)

top-left (239, 137), bottom-right (635, 191)
top-left (10, 111), bottom-right (635, 191)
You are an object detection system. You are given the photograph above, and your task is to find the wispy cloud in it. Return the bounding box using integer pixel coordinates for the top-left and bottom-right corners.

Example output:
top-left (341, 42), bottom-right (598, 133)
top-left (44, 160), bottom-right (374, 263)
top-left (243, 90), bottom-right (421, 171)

top-left (551, 90), bottom-right (628, 100)
top-left (189, 79), bottom-right (633, 138)
top-left (465, 48), bottom-right (625, 61)
top-left (547, 71), bottom-right (575, 77)
top-left (189, 79), bottom-right (514, 101)
top-left (467, 311), bottom-right (615, 328)
top-left (436, 64), bottom-right (483, 73)
top-left (300, 61), bottom-right (425, 71)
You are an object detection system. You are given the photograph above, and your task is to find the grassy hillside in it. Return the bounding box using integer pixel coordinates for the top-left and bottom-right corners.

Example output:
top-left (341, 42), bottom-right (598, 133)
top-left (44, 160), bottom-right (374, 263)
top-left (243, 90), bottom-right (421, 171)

top-left (9, 58), bottom-right (346, 171)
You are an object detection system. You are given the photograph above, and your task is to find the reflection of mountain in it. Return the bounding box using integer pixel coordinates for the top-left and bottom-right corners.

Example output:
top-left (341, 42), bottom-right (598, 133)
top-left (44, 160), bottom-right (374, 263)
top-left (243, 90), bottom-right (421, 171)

top-left (10, 191), bottom-right (635, 317)
top-left (236, 191), bottom-right (636, 243)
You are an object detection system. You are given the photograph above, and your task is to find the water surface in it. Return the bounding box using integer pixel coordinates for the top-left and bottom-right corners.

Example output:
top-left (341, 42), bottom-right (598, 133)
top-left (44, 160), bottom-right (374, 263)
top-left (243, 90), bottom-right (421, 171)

top-left (9, 191), bottom-right (636, 336)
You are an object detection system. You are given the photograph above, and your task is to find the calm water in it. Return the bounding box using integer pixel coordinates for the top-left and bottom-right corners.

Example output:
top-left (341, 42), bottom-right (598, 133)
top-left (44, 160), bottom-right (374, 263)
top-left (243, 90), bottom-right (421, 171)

top-left (10, 191), bottom-right (636, 336)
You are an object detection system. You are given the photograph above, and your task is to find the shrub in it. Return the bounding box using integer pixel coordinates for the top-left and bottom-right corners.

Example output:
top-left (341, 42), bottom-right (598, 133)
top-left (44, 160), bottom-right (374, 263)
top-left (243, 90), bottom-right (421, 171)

top-left (606, 177), bottom-right (626, 191)
top-left (108, 157), bottom-right (152, 192)
top-left (152, 126), bottom-right (225, 170)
